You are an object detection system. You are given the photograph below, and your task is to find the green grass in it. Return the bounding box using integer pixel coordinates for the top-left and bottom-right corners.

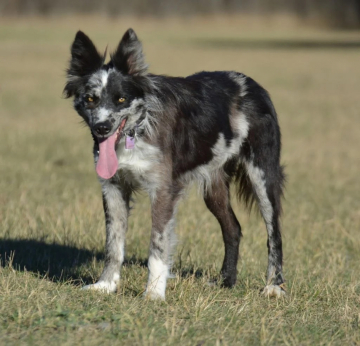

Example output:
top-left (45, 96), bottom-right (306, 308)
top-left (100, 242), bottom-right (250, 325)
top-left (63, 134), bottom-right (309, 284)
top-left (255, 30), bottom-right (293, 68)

top-left (1, 16), bottom-right (360, 345)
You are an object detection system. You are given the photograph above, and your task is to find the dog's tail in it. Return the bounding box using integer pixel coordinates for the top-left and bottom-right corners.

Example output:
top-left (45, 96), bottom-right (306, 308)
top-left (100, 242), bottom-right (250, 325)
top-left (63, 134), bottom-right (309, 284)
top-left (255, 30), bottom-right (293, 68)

top-left (230, 159), bottom-right (285, 215)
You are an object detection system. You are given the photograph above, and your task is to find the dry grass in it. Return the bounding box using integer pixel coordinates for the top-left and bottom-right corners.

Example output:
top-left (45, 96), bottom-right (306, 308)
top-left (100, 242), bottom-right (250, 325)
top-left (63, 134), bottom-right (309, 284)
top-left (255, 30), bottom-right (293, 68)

top-left (0, 15), bottom-right (360, 345)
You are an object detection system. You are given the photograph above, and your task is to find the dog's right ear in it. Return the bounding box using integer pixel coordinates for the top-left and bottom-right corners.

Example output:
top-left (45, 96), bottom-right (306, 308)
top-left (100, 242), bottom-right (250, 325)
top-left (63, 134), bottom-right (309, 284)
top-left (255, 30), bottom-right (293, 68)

top-left (111, 28), bottom-right (148, 76)
top-left (64, 31), bottom-right (104, 98)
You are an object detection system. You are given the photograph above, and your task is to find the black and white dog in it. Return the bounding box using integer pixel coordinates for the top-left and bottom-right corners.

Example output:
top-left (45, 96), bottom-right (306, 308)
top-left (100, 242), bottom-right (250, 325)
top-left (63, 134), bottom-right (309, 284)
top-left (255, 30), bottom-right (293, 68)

top-left (64, 29), bottom-right (285, 299)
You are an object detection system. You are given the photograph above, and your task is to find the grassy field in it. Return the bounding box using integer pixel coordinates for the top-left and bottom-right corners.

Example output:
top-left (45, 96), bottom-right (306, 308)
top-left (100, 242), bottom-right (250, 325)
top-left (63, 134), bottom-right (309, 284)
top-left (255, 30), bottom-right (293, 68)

top-left (0, 15), bottom-right (360, 345)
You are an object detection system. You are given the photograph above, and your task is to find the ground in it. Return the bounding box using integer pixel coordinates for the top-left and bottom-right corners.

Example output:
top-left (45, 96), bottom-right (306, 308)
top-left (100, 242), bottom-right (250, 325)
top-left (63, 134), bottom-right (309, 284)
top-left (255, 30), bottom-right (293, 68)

top-left (0, 15), bottom-right (360, 345)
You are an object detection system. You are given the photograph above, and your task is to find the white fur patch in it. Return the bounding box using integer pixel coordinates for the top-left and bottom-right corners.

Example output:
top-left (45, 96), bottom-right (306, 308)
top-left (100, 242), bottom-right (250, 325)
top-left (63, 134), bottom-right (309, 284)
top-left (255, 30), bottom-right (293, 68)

top-left (100, 70), bottom-right (109, 88)
top-left (117, 139), bottom-right (159, 171)
top-left (82, 273), bottom-right (119, 294)
top-left (233, 110), bottom-right (250, 138)
top-left (96, 107), bottom-right (111, 123)
top-left (145, 256), bottom-right (169, 300)
top-left (229, 72), bottom-right (248, 97)
top-left (245, 162), bottom-right (273, 225)
top-left (116, 136), bottom-right (161, 199)
top-left (263, 285), bottom-right (285, 298)
top-left (88, 70), bottom-right (109, 97)
top-left (181, 111), bottom-right (249, 194)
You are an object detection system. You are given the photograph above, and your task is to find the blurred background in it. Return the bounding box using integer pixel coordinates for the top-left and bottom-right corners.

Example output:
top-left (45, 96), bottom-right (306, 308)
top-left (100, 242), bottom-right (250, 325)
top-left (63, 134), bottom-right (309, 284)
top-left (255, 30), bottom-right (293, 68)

top-left (2, 0), bottom-right (360, 28)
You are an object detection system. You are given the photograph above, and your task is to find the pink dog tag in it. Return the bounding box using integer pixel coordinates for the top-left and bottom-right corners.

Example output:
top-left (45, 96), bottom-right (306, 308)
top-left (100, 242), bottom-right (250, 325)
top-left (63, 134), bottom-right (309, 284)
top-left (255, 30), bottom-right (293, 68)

top-left (125, 135), bottom-right (135, 149)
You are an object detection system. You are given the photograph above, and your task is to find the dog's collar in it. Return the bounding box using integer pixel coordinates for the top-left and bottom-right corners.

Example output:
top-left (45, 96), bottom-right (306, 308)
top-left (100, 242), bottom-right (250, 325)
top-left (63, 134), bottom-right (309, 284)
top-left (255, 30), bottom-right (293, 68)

top-left (124, 114), bottom-right (145, 137)
top-left (124, 114), bottom-right (146, 149)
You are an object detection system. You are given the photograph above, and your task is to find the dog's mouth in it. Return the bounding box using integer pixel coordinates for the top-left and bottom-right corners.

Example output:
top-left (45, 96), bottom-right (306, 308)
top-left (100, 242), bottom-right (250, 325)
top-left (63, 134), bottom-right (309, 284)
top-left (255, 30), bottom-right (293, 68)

top-left (96, 118), bottom-right (127, 180)
top-left (115, 117), bottom-right (128, 145)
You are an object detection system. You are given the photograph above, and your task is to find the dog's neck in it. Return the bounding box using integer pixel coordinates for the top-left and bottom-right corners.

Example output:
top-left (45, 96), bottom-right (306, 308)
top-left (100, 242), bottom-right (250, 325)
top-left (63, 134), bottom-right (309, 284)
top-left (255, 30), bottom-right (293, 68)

top-left (125, 113), bottom-right (146, 137)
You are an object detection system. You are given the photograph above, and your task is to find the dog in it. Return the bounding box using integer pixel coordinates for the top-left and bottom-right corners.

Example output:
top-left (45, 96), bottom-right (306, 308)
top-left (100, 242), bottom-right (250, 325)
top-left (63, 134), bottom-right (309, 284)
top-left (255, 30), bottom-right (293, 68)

top-left (64, 28), bottom-right (285, 300)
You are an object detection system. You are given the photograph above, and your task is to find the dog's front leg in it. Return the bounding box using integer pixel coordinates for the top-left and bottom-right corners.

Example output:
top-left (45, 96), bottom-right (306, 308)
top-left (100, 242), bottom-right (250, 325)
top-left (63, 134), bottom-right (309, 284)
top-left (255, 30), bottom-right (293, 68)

top-left (82, 178), bottom-right (131, 293)
top-left (145, 187), bottom-right (179, 300)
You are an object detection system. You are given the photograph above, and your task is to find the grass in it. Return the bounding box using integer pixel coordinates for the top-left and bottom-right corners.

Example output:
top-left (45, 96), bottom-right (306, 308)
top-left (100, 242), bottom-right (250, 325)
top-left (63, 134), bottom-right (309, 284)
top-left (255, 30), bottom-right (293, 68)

top-left (0, 15), bottom-right (360, 345)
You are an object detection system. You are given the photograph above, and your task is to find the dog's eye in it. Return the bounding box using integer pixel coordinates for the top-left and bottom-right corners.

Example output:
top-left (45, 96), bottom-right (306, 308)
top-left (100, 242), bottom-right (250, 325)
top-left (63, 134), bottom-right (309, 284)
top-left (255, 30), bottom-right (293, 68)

top-left (118, 97), bottom-right (126, 103)
top-left (87, 96), bottom-right (94, 102)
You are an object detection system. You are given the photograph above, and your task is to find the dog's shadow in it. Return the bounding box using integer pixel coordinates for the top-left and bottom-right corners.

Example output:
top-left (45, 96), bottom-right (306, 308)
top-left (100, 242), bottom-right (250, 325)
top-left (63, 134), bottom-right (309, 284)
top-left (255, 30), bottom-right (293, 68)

top-left (0, 239), bottom-right (205, 286)
top-left (0, 238), bottom-right (148, 285)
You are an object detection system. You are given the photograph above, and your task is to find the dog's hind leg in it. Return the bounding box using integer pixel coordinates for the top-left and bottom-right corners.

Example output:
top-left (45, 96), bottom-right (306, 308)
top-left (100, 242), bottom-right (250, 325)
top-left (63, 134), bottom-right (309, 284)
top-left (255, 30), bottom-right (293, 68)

top-left (242, 116), bottom-right (285, 297)
top-left (204, 175), bottom-right (242, 288)
top-left (144, 184), bottom-right (181, 300)
top-left (245, 159), bottom-right (285, 297)
top-left (82, 178), bottom-right (131, 293)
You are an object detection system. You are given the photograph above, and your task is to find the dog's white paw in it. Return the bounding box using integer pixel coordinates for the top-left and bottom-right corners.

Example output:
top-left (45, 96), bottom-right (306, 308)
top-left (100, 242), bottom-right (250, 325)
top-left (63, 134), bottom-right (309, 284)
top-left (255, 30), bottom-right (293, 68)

top-left (263, 284), bottom-right (286, 298)
top-left (81, 281), bottom-right (117, 294)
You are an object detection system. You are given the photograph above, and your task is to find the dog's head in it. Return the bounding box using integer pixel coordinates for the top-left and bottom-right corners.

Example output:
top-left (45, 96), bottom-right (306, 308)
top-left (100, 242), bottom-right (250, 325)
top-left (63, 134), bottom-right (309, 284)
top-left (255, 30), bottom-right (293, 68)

top-left (64, 28), bottom-right (150, 131)
top-left (64, 29), bottom-right (153, 179)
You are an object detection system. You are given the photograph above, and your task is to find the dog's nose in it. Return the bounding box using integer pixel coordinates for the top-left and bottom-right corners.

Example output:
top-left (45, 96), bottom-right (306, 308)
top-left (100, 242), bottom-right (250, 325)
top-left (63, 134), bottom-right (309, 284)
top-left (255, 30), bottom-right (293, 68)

top-left (93, 121), bottom-right (112, 136)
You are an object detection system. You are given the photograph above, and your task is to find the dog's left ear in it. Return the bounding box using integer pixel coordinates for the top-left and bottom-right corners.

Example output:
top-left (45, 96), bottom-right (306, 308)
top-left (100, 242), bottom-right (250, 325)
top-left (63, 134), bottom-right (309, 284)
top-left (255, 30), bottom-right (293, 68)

top-left (111, 28), bottom-right (148, 76)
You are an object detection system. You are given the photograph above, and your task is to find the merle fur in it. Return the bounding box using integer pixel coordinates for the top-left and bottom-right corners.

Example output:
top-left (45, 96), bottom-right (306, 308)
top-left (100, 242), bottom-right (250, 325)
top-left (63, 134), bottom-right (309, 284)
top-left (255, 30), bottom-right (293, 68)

top-left (64, 29), bottom-right (285, 297)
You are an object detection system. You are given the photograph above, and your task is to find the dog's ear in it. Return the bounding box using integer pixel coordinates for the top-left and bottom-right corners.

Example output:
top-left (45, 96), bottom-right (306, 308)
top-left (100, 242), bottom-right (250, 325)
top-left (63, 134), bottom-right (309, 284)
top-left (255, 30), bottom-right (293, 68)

top-left (68, 31), bottom-right (104, 77)
top-left (111, 28), bottom-right (148, 76)
top-left (64, 31), bottom-right (104, 98)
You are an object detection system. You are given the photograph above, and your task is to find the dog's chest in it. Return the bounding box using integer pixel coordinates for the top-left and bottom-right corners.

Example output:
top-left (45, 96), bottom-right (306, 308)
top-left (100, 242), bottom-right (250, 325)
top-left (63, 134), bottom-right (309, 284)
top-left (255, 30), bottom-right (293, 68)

top-left (116, 137), bottom-right (161, 186)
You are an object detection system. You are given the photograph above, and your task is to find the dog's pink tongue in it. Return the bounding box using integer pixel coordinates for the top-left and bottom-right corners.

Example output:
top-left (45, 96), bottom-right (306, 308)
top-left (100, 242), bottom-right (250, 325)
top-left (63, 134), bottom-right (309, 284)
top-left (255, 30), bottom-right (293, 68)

top-left (96, 132), bottom-right (118, 180)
